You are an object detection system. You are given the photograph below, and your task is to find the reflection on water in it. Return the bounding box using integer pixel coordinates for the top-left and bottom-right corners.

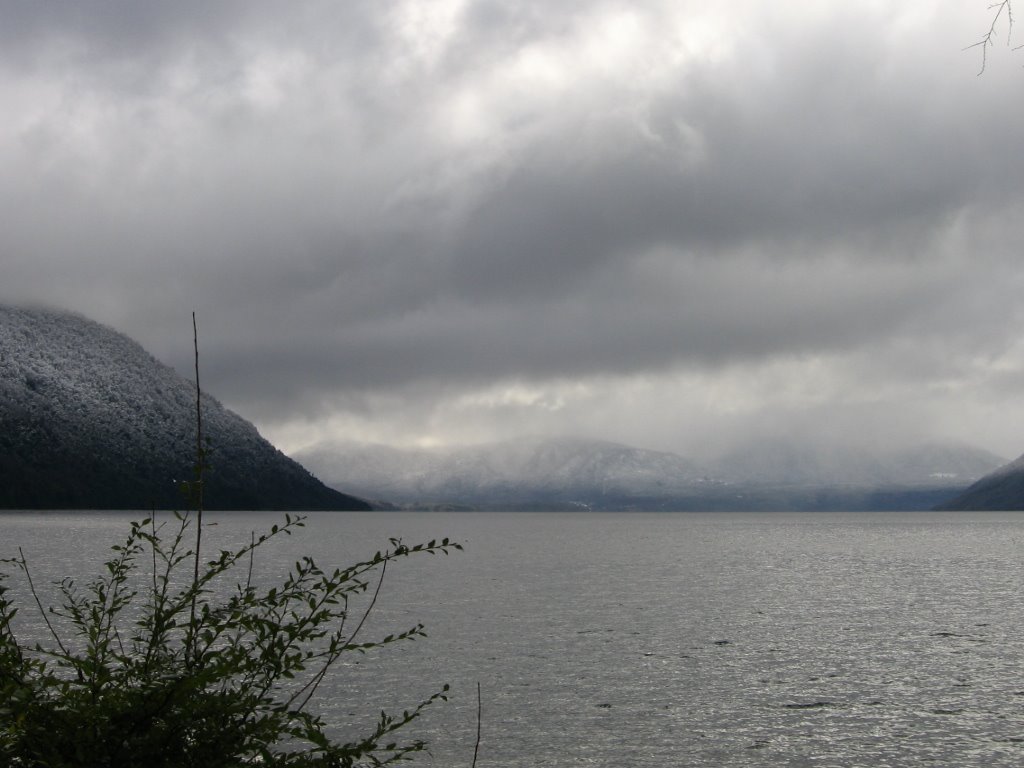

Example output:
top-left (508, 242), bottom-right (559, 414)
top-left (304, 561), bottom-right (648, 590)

top-left (3, 510), bottom-right (1024, 767)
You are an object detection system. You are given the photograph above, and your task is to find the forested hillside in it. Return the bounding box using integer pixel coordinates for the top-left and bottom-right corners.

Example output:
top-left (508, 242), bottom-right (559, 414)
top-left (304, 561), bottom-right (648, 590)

top-left (0, 306), bottom-right (369, 510)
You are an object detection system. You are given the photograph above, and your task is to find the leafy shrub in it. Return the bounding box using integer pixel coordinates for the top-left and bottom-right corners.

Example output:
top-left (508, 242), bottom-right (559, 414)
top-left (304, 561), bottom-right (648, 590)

top-left (0, 512), bottom-right (460, 767)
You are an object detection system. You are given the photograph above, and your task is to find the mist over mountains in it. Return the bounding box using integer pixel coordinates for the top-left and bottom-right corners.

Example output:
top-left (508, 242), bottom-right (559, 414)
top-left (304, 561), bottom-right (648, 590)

top-left (0, 306), bottom-right (368, 510)
top-left (1, 303), bottom-right (1018, 513)
top-left (295, 437), bottom-right (709, 509)
top-left (938, 454), bottom-right (1024, 511)
top-left (709, 439), bottom-right (1002, 487)
top-left (295, 435), bottom-right (1006, 511)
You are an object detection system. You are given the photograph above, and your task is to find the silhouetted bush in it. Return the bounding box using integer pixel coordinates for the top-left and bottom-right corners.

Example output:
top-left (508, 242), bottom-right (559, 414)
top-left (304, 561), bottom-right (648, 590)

top-left (0, 512), bottom-right (460, 767)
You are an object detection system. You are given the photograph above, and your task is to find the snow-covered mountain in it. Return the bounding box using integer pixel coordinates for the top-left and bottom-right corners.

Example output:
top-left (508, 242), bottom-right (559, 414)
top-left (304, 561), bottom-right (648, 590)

top-left (294, 436), bottom-right (712, 509)
top-left (294, 435), bottom-right (1005, 511)
top-left (0, 306), bottom-right (369, 510)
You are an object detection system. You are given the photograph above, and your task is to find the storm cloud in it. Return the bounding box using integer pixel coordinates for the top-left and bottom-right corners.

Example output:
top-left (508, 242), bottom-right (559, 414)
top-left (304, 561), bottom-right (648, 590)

top-left (3, 0), bottom-right (1024, 458)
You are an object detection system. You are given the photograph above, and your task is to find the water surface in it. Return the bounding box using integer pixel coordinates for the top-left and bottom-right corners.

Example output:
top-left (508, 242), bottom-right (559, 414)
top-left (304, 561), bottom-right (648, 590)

top-left (3, 510), bottom-right (1024, 767)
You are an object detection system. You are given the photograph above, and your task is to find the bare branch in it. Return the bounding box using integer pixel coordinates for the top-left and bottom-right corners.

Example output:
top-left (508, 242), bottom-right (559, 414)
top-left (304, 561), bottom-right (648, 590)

top-left (969, 0), bottom-right (1015, 74)
top-left (16, 547), bottom-right (76, 670)
top-left (472, 681), bottom-right (482, 768)
top-left (293, 553), bottom-right (391, 713)
top-left (188, 311), bottom-right (204, 660)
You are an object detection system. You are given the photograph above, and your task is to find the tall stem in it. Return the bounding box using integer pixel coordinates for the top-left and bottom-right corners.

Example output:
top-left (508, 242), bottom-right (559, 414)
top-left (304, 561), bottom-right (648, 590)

top-left (189, 311), bottom-right (204, 650)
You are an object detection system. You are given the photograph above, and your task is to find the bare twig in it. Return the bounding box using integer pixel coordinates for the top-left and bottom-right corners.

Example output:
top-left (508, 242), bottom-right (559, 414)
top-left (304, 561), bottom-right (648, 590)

top-left (472, 681), bottom-right (482, 768)
top-left (188, 311), bottom-right (204, 656)
top-left (293, 554), bottom-right (391, 712)
top-left (150, 509), bottom-right (158, 595)
top-left (245, 530), bottom-right (255, 591)
top-left (192, 310), bottom-right (204, 543)
top-left (16, 547), bottom-right (78, 675)
top-left (967, 0), bottom-right (1015, 74)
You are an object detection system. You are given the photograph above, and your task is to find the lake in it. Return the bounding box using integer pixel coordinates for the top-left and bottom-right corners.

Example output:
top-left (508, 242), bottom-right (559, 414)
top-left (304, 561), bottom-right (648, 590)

top-left (3, 510), bottom-right (1024, 766)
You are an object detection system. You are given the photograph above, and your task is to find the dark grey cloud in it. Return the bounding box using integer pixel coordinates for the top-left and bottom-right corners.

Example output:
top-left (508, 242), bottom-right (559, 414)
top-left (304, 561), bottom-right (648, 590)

top-left (3, 0), bottom-right (1024, 456)
top-left (0, 0), bottom-right (383, 64)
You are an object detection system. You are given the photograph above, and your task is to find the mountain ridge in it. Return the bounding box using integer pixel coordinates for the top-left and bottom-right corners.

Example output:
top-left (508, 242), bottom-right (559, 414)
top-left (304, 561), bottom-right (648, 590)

top-left (936, 453), bottom-right (1024, 510)
top-left (0, 305), bottom-right (369, 511)
top-left (294, 435), bottom-right (1005, 511)
top-left (708, 438), bottom-right (1004, 487)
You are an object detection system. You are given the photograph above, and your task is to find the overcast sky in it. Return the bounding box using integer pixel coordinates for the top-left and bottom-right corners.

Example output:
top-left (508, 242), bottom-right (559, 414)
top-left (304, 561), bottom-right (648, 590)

top-left (3, 0), bottom-right (1024, 459)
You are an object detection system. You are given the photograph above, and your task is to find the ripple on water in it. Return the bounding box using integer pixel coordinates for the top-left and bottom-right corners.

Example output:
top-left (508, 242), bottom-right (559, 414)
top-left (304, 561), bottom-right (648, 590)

top-left (5, 510), bottom-right (1024, 767)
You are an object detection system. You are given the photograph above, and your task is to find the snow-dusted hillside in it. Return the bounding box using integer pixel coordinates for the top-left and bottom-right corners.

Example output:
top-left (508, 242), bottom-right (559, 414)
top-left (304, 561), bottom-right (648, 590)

top-left (294, 435), bottom-right (1005, 511)
top-left (295, 436), bottom-right (715, 508)
top-left (0, 306), bottom-right (369, 510)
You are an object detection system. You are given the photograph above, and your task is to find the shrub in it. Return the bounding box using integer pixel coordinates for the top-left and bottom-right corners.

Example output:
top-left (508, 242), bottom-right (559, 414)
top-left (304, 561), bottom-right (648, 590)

top-left (0, 511), bottom-right (460, 767)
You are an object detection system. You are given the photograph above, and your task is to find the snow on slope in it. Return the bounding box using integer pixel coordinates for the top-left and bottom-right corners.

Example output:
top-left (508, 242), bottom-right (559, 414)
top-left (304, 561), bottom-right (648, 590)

top-left (294, 436), bottom-right (712, 506)
top-left (295, 434), bottom-right (1006, 510)
top-left (0, 306), bottom-right (368, 510)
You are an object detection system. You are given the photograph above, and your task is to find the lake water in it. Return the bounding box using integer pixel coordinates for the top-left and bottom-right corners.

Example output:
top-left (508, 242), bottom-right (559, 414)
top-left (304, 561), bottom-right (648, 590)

top-left (3, 510), bottom-right (1024, 767)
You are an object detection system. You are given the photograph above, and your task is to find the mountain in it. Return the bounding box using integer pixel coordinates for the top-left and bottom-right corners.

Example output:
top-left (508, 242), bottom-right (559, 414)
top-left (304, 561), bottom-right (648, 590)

top-left (294, 435), bottom-right (1005, 511)
top-left (294, 436), bottom-right (714, 509)
top-left (708, 438), bottom-right (1004, 488)
top-left (936, 454), bottom-right (1024, 510)
top-left (0, 306), bottom-right (369, 511)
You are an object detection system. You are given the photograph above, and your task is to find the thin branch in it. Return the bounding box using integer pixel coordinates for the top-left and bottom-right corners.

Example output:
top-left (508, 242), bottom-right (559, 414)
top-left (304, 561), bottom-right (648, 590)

top-left (94, 538), bottom-right (137, 665)
top-left (245, 530), bottom-right (256, 591)
top-left (472, 681), bottom-right (482, 768)
top-left (192, 309), bottom-right (204, 543)
top-left (113, 625), bottom-right (126, 659)
top-left (150, 510), bottom-right (158, 595)
top-left (188, 311), bottom-right (204, 657)
top-left (16, 547), bottom-right (77, 670)
top-left (968, 0), bottom-right (1015, 74)
top-left (0, 578), bottom-right (27, 668)
top-left (293, 554), bottom-right (391, 713)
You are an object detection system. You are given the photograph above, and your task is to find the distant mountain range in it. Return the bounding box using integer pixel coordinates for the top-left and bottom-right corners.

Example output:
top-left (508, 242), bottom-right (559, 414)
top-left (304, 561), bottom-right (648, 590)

top-left (295, 436), bottom-right (712, 509)
top-left (709, 439), bottom-right (1003, 487)
top-left (0, 306), bottom-right (369, 510)
top-left (294, 435), bottom-right (1006, 511)
top-left (3, 304), bottom-right (1017, 513)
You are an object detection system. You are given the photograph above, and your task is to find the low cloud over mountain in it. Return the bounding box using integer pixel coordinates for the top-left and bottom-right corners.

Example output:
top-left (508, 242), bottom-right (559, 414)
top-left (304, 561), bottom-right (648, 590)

top-left (295, 435), bottom-right (1004, 511)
